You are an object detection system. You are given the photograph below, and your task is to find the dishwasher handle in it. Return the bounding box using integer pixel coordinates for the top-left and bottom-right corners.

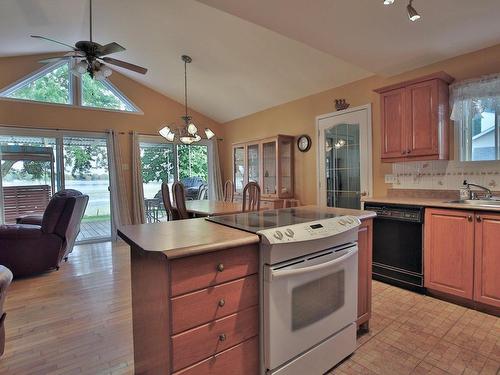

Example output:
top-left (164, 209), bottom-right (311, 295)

top-left (270, 246), bottom-right (358, 280)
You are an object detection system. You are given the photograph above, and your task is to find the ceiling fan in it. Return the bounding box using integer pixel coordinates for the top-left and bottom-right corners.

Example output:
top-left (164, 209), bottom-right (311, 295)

top-left (31, 0), bottom-right (147, 80)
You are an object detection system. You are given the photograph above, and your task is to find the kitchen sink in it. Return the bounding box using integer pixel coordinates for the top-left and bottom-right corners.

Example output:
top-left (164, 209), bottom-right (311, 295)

top-left (447, 199), bottom-right (500, 207)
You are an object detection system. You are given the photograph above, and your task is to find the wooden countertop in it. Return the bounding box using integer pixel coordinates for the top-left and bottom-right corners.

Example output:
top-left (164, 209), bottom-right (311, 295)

top-left (118, 218), bottom-right (260, 259)
top-left (362, 196), bottom-right (500, 212)
top-left (118, 206), bottom-right (376, 259)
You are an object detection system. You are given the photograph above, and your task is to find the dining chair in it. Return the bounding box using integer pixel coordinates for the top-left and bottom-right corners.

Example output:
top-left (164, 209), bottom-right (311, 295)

top-left (172, 182), bottom-right (190, 220)
top-left (197, 184), bottom-right (208, 200)
top-left (223, 180), bottom-right (234, 202)
top-left (242, 182), bottom-right (261, 212)
top-left (161, 182), bottom-right (180, 221)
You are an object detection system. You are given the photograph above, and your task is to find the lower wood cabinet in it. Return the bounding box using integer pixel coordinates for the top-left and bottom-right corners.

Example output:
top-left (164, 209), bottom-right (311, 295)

top-left (474, 212), bottom-right (500, 308)
top-left (424, 208), bottom-right (500, 309)
top-left (357, 219), bottom-right (373, 328)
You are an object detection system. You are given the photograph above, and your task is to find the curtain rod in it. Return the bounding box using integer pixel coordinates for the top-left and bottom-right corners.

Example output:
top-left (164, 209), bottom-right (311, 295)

top-left (124, 131), bottom-right (223, 141)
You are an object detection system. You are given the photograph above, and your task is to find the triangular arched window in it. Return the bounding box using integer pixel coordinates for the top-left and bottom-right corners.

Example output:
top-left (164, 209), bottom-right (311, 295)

top-left (0, 61), bottom-right (140, 113)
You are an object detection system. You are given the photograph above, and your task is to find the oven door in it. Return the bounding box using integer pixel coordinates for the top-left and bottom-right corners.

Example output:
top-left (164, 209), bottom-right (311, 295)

top-left (264, 244), bottom-right (358, 371)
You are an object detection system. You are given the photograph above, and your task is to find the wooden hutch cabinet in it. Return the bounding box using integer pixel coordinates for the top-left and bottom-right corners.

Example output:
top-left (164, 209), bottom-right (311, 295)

top-left (375, 72), bottom-right (454, 162)
top-left (232, 135), bottom-right (294, 209)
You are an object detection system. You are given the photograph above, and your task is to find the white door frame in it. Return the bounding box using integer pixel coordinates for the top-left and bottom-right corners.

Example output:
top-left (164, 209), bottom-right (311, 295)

top-left (315, 104), bottom-right (373, 206)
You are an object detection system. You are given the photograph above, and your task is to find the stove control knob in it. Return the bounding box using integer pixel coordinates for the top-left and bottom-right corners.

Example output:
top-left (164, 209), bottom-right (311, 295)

top-left (274, 231), bottom-right (284, 240)
top-left (339, 219), bottom-right (346, 225)
top-left (346, 217), bottom-right (354, 224)
top-left (285, 229), bottom-right (295, 238)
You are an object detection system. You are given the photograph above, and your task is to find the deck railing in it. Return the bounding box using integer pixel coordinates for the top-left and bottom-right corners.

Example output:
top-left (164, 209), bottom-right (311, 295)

top-left (3, 185), bottom-right (51, 223)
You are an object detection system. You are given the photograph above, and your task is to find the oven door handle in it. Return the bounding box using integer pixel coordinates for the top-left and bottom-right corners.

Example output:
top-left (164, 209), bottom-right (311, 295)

top-left (270, 246), bottom-right (357, 279)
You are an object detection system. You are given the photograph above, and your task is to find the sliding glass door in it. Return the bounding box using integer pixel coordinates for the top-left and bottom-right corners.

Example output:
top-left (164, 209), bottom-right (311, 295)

top-left (62, 135), bottom-right (111, 242)
top-left (138, 135), bottom-right (210, 222)
top-left (0, 127), bottom-right (112, 243)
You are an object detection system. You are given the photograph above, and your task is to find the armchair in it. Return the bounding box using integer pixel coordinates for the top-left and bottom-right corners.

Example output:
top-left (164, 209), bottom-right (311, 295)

top-left (0, 189), bottom-right (89, 277)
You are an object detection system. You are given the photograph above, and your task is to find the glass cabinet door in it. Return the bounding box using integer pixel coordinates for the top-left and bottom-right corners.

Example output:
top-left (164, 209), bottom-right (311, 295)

top-left (279, 137), bottom-right (293, 197)
top-left (262, 141), bottom-right (277, 195)
top-left (233, 146), bottom-right (245, 193)
top-left (247, 144), bottom-right (260, 183)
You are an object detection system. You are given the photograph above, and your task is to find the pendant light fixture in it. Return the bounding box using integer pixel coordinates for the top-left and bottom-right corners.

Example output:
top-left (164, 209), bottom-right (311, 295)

top-left (159, 55), bottom-right (215, 144)
top-left (382, 0), bottom-right (421, 22)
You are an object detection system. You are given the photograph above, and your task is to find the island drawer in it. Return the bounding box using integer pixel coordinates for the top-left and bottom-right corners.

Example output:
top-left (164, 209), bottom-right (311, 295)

top-left (171, 274), bottom-right (258, 334)
top-left (171, 305), bottom-right (258, 372)
top-left (170, 245), bottom-right (258, 297)
top-left (173, 336), bottom-right (258, 375)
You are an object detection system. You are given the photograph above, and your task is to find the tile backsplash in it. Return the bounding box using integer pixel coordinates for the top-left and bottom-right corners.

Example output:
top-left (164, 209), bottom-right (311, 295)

top-left (386, 160), bottom-right (500, 191)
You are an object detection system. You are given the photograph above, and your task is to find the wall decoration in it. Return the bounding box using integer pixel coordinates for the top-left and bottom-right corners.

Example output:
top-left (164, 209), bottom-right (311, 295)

top-left (335, 99), bottom-right (350, 111)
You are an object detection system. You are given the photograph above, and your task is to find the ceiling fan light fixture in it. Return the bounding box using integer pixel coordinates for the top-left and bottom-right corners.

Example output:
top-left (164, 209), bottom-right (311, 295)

top-left (383, 0), bottom-right (395, 5)
top-left (101, 65), bottom-right (113, 78)
top-left (159, 125), bottom-right (172, 138)
top-left (180, 136), bottom-right (195, 145)
top-left (72, 60), bottom-right (88, 75)
top-left (407, 0), bottom-right (421, 21)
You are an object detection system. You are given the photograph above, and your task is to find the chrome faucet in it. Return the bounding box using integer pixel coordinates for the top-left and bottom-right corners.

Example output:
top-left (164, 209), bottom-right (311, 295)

top-left (462, 180), bottom-right (493, 199)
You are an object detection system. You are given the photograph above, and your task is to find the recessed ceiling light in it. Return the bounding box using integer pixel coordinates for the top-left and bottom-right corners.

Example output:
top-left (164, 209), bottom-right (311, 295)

top-left (407, 0), bottom-right (421, 21)
top-left (383, 0), bottom-right (395, 5)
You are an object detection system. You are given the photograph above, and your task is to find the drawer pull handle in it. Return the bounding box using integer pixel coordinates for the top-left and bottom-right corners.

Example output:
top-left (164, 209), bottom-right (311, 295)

top-left (477, 215), bottom-right (482, 222)
top-left (218, 334), bottom-right (226, 342)
top-left (218, 299), bottom-right (225, 307)
top-left (468, 215), bottom-right (473, 222)
top-left (216, 263), bottom-right (224, 272)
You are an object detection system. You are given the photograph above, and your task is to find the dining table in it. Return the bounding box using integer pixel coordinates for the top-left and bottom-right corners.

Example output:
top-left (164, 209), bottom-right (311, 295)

top-left (184, 199), bottom-right (244, 217)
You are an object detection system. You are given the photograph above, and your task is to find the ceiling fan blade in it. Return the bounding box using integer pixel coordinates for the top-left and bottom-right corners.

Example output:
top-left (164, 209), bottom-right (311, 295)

top-left (101, 57), bottom-right (147, 74)
top-left (38, 51), bottom-right (85, 64)
top-left (31, 35), bottom-right (77, 51)
top-left (96, 42), bottom-right (126, 57)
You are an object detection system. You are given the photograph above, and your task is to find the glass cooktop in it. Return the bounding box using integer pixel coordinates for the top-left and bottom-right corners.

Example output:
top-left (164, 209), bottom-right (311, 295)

top-left (206, 207), bottom-right (340, 233)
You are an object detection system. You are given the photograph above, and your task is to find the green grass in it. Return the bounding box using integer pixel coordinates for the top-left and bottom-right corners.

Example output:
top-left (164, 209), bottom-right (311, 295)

top-left (82, 215), bottom-right (111, 223)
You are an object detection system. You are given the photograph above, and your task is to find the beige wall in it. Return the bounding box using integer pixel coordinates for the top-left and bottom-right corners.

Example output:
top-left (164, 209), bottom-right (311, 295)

top-left (0, 53), bottom-right (224, 203)
top-left (221, 44), bottom-right (500, 205)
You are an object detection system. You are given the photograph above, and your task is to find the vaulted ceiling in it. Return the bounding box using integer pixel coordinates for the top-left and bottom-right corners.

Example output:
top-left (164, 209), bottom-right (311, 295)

top-left (1, 0), bottom-right (499, 123)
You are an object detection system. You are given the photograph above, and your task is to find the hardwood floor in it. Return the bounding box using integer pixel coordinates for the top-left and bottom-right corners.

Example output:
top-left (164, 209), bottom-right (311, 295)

top-left (1, 241), bottom-right (498, 374)
top-left (0, 242), bottom-right (133, 374)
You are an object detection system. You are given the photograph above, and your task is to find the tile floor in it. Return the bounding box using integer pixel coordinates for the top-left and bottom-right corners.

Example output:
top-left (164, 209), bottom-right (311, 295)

top-left (331, 281), bottom-right (500, 375)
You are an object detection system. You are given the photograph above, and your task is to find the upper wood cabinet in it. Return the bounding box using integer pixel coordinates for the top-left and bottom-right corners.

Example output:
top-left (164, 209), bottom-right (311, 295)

top-left (375, 72), bottom-right (454, 162)
top-left (232, 135), bottom-right (294, 199)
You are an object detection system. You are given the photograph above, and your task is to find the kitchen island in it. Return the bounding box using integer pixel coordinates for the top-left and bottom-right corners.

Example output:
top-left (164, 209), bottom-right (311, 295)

top-left (118, 206), bottom-right (375, 375)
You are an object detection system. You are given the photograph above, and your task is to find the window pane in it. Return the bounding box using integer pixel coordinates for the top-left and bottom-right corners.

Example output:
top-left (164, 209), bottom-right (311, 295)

top-left (462, 98), bottom-right (499, 161)
top-left (5, 63), bottom-right (70, 104)
top-left (177, 144), bottom-right (208, 200)
top-left (81, 74), bottom-right (136, 112)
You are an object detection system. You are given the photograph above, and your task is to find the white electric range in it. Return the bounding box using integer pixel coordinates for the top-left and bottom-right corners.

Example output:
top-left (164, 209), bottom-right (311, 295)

top-left (207, 207), bottom-right (361, 375)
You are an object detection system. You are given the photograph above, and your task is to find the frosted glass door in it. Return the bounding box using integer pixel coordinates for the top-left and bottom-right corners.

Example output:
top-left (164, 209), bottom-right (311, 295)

top-left (318, 106), bottom-right (372, 209)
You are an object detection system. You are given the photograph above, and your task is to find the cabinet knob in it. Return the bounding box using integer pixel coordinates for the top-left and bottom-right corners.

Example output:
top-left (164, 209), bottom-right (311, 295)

top-left (468, 215), bottom-right (473, 222)
top-left (401, 150), bottom-right (407, 155)
top-left (216, 263), bottom-right (224, 272)
top-left (218, 334), bottom-right (226, 342)
top-left (407, 149), bottom-right (411, 154)
top-left (477, 215), bottom-right (482, 222)
top-left (218, 299), bottom-right (225, 307)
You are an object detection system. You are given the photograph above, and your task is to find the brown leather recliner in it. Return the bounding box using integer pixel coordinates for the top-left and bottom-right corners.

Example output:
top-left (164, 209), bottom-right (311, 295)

top-left (0, 265), bottom-right (13, 356)
top-left (0, 189), bottom-right (89, 277)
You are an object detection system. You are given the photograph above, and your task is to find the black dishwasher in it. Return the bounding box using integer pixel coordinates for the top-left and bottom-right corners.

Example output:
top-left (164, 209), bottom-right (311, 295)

top-left (364, 203), bottom-right (425, 293)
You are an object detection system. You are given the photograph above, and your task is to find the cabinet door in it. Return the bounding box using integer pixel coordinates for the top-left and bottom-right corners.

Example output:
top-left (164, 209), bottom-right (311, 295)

top-left (474, 213), bottom-right (500, 308)
top-left (262, 140), bottom-right (277, 195)
top-left (424, 209), bottom-right (474, 299)
top-left (246, 143), bottom-right (260, 184)
top-left (380, 88), bottom-right (406, 159)
top-left (233, 145), bottom-right (246, 194)
top-left (406, 80), bottom-right (439, 157)
top-left (357, 219), bottom-right (372, 329)
top-left (277, 136), bottom-right (294, 198)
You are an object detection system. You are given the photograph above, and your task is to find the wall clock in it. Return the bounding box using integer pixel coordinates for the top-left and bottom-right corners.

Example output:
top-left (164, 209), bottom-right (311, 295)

top-left (297, 135), bottom-right (311, 152)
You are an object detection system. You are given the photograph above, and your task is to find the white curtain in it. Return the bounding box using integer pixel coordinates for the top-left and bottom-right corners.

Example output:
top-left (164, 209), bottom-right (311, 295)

top-left (131, 131), bottom-right (146, 224)
top-left (106, 130), bottom-right (131, 239)
top-left (208, 138), bottom-right (223, 200)
top-left (450, 73), bottom-right (500, 121)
